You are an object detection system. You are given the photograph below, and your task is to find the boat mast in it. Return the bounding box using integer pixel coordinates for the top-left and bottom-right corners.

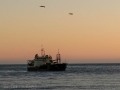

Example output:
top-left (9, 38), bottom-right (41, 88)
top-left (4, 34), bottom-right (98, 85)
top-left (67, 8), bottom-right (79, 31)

top-left (56, 49), bottom-right (61, 63)
top-left (41, 45), bottom-right (45, 57)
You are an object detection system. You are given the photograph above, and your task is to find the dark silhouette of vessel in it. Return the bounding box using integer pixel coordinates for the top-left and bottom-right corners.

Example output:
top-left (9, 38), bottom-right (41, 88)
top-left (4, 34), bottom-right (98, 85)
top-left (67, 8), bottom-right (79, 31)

top-left (27, 48), bottom-right (67, 71)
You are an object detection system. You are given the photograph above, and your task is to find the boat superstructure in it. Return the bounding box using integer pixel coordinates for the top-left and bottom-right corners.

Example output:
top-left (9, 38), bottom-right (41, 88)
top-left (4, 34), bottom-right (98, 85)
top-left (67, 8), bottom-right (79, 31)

top-left (27, 48), bottom-right (67, 71)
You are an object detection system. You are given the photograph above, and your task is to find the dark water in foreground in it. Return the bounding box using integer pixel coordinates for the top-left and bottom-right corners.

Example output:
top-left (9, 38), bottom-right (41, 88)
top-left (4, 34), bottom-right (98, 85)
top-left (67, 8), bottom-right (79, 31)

top-left (0, 64), bottom-right (120, 90)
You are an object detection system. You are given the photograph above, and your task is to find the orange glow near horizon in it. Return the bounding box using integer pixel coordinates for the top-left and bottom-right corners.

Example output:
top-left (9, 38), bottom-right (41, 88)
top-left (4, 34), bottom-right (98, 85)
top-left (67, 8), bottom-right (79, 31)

top-left (0, 0), bottom-right (120, 64)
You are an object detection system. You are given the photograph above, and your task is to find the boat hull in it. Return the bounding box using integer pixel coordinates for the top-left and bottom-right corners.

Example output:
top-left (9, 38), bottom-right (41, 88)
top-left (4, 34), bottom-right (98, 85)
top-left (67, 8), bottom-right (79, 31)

top-left (27, 63), bottom-right (67, 71)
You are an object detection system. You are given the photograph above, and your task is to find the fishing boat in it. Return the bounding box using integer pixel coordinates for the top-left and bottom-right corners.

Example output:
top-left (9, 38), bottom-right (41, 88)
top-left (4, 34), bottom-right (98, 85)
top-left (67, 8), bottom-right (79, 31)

top-left (27, 48), bottom-right (67, 71)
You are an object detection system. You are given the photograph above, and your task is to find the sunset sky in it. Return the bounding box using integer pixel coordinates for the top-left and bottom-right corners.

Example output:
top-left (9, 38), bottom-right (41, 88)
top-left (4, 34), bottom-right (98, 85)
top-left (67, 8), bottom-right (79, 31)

top-left (0, 0), bottom-right (120, 64)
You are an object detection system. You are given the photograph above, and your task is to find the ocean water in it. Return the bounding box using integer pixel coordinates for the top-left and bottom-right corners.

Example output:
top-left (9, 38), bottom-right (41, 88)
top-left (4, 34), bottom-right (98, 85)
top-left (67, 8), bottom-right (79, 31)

top-left (0, 64), bottom-right (120, 90)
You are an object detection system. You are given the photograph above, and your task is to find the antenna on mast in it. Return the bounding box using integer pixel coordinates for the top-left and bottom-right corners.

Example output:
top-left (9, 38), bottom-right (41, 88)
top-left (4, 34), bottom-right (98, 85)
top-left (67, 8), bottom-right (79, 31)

top-left (41, 44), bottom-right (45, 57)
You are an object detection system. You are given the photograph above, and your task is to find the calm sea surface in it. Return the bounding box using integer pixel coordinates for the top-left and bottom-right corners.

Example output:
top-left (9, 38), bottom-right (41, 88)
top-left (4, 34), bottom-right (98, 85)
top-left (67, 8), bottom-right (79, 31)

top-left (0, 64), bottom-right (120, 90)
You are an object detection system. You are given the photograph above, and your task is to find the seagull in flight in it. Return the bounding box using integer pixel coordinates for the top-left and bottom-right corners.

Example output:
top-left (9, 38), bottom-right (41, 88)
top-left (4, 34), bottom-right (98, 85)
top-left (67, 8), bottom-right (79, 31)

top-left (40, 6), bottom-right (45, 8)
top-left (69, 13), bottom-right (73, 15)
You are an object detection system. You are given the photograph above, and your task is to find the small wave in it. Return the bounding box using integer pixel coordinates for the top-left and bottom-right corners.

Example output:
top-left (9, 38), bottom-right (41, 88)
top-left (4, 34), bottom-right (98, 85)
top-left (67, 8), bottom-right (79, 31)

top-left (0, 70), bottom-right (27, 73)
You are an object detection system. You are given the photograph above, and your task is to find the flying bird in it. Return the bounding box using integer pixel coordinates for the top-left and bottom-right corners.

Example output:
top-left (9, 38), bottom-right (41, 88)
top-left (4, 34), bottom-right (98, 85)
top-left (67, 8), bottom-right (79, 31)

top-left (40, 6), bottom-right (45, 8)
top-left (69, 13), bottom-right (73, 15)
